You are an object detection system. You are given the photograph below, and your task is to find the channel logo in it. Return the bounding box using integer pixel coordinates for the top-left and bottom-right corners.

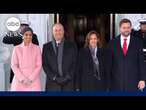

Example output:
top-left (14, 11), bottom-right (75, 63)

top-left (6, 17), bottom-right (20, 32)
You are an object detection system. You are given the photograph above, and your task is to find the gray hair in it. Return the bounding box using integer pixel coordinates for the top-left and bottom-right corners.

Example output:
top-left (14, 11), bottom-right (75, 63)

top-left (52, 23), bottom-right (64, 31)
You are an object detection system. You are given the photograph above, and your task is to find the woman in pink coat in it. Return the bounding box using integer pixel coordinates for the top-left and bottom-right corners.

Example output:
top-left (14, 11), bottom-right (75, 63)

top-left (11, 27), bottom-right (42, 91)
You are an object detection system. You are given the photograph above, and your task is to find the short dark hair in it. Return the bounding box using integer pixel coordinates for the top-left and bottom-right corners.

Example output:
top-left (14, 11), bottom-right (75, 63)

top-left (21, 24), bottom-right (29, 26)
top-left (21, 27), bottom-right (33, 35)
top-left (119, 18), bottom-right (132, 27)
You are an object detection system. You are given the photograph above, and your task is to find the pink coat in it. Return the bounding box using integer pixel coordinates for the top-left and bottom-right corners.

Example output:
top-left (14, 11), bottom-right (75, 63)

top-left (11, 42), bottom-right (42, 91)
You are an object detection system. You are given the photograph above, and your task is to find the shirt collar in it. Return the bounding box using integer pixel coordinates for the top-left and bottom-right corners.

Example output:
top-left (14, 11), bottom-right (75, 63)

top-left (55, 38), bottom-right (65, 46)
top-left (121, 34), bottom-right (130, 41)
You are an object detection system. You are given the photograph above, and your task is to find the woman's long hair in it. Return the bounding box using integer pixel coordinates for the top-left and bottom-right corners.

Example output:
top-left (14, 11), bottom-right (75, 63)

top-left (84, 30), bottom-right (102, 48)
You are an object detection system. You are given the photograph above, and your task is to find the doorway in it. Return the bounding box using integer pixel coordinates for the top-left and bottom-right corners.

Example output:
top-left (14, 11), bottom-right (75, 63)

top-left (58, 14), bottom-right (111, 49)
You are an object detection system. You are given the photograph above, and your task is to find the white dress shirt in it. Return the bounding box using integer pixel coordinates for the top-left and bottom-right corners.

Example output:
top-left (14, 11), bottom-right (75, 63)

top-left (120, 35), bottom-right (130, 50)
top-left (56, 40), bottom-right (61, 46)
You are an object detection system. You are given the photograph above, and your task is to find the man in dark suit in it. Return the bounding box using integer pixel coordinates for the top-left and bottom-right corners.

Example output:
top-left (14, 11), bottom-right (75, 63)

top-left (131, 19), bottom-right (146, 64)
top-left (2, 22), bottom-right (39, 83)
top-left (108, 18), bottom-right (146, 91)
top-left (42, 23), bottom-right (77, 91)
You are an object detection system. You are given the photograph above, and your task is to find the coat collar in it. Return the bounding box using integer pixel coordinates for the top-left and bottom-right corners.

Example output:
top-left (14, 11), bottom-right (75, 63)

top-left (20, 42), bottom-right (32, 48)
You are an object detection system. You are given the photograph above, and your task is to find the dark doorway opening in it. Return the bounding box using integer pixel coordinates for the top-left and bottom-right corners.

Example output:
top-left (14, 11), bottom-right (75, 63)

top-left (59, 14), bottom-right (110, 50)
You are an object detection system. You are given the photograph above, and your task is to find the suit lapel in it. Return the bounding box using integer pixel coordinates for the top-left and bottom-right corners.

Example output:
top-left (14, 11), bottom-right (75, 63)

top-left (117, 35), bottom-right (124, 57)
top-left (96, 48), bottom-right (102, 67)
top-left (87, 47), bottom-right (99, 73)
top-left (62, 40), bottom-right (66, 58)
top-left (87, 47), bottom-right (94, 63)
top-left (50, 42), bottom-right (57, 58)
top-left (62, 40), bottom-right (68, 75)
top-left (49, 43), bottom-right (58, 71)
top-left (125, 36), bottom-right (134, 57)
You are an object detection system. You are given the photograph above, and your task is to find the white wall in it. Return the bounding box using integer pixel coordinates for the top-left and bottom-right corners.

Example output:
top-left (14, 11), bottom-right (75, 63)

top-left (115, 14), bottom-right (146, 36)
top-left (0, 14), bottom-right (17, 91)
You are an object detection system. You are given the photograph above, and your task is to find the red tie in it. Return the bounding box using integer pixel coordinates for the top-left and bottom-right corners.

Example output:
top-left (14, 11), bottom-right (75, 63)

top-left (122, 39), bottom-right (127, 56)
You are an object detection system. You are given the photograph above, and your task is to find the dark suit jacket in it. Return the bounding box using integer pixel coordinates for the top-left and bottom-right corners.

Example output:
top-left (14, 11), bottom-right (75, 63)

top-left (2, 33), bottom-right (39, 83)
top-left (76, 47), bottom-right (108, 91)
top-left (108, 35), bottom-right (146, 91)
top-left (42, 40), bottom-right (77, 91)
top-left (132, 30), bottom-right (146, 48)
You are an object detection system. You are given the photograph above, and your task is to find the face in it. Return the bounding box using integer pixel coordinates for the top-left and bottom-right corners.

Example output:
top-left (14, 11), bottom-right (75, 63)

top-left (53, 24), bottom-right (64, 41)
top-left (140, 24), bottom-right (146, 32)
top-left (23, 31), bottom-right (32, 44)
top-left (89, 34), bottom-right (99, 48)
top-left (120, 23), bottom-right (132, 37)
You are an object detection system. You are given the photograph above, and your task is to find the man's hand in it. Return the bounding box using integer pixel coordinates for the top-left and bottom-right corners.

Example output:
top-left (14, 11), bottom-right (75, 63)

top-left (55, 77), bottom-right (66, 85)
top-left (55, 76), bottom-right (70, 85)
top-left (138, 81), bottom-right (145, 91)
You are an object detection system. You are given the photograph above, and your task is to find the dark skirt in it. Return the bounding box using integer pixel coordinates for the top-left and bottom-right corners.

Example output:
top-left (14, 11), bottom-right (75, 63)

top-left (81, 74), bottom-right (106, 91)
